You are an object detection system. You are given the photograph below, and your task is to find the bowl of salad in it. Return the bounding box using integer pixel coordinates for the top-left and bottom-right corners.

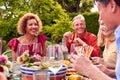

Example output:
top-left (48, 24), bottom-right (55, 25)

top-left (20, 64), bottom-right (67, 80)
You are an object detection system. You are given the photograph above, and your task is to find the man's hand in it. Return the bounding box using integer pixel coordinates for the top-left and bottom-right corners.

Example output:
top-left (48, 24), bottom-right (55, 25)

top-left (63, 31), bottom-right (73, 41)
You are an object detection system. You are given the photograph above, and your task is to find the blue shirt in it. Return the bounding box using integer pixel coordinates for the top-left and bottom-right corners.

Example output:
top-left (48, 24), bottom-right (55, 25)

top-left (114, 25), bottom-right (120, 80)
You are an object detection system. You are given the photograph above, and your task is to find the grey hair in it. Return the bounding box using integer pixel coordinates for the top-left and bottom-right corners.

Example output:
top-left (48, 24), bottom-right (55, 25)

top-left (72, 14), bottom-right (85, 23)
top-left (72, 14), bottom-right (86, 29)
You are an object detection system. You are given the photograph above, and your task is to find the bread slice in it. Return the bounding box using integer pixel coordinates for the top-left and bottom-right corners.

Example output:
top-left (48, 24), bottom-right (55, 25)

top-left (75, 45), bottom-right (93, 59)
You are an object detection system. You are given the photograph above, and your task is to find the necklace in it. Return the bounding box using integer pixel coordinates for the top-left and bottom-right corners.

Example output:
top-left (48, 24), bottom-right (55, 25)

top-left (20, 35), bottom-right (37, 45)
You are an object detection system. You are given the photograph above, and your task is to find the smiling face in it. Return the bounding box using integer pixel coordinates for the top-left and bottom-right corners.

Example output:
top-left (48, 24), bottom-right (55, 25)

top-left (99, 20), bottom-right (114, 37)
top-left (72, 18), bottom-right (86, 35)
top-left (26, 19), bottom-right (39, 36)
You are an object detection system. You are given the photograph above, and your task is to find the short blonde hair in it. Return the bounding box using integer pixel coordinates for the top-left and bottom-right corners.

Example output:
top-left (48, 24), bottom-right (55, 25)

top-left (17, 13), bottom-right (42, 35)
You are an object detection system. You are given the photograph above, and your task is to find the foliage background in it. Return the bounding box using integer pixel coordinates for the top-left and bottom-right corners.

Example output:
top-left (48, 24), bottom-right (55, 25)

top-left (0, 0), bottom-right (99, 47)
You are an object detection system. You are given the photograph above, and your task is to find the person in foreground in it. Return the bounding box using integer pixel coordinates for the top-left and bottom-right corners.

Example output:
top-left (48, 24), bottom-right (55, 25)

top-left (0, 72), bottom-right (7, 80)
top-left (8, 13), bottom-right (46, 61)
top-left (70, 0), bottom-right (120, 80)
top-left (63, 14), bottom-right (100, 57)
top-left (92, 20), bottom-right (117, 78)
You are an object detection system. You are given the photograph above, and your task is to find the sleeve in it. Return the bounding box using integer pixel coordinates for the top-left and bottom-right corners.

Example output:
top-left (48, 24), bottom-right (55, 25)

top-left (115, 28), bottom-right (120, 79)
top-left (38, 34), bottom-right (46, 46)
top-left (38, 34), bottom-right (47, 56)
top-left (88, 34), bottom-right (101, 57)
top-left (7, 38), bottom-right (19, 52)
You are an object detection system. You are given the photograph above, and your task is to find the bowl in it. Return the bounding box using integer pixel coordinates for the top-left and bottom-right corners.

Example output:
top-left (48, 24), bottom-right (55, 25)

top-left (20, 64), bottom-right (67, 80)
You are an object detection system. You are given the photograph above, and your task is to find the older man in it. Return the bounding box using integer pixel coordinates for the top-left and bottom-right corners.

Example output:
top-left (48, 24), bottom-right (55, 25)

top-left (63, 14), bottom-right (100, 57)
top-left (70, 0), bottom-right (120, 80)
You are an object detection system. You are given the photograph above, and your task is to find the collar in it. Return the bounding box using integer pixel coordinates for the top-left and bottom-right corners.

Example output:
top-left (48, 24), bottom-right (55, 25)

top-left (74, 31), bottom-right (88, 40)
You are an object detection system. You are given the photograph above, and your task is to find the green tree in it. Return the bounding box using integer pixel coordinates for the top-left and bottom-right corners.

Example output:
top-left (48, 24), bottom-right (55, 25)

top-left (0, 0), bottom-right (71, 43)
top-left (80, 0), bottom-right (94, 13)
top-left (56, 0), bottom-right (80, 12)
top-left (56, 0), bottom-right (93, 13)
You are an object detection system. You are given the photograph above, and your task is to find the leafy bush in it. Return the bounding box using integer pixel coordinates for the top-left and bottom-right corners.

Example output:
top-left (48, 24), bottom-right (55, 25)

top-left (83, 12), bottom-right (99, 35)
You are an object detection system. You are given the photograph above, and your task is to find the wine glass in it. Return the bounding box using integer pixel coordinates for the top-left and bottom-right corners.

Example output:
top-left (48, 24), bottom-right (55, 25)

top-left (17, 44), bottom-right (29, 56)
top-left (70, 43), bottom-right (76, 54)
top-left (12, 61), bottom-right (21, 79)
top-left (47, 45), bottom-right (64, 80)
top-left (32, 43), bottom-right (43, 55)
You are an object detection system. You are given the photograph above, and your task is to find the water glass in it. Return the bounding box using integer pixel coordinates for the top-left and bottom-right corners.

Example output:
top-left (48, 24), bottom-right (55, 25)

top-left (12, 61), bottom-right (21, 80)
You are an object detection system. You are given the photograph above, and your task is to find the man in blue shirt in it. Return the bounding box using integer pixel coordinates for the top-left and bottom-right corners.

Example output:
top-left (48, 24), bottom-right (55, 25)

top-left (115, 26), bottom-right (120, 79)
top-left (70, 0), bottom-right (120, 80)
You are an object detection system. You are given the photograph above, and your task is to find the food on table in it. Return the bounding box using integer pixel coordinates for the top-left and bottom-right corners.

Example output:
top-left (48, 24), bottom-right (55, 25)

top-left (26, 62), bottom-right (49, 70)
top-left (68, 74), bottom-right (84, 80)
top-left (16, 50), bottom-right (49, 70)
top-left (17, 50), bottom-right (29, 63)
top-left (17, 57), bottom-right (22, 63)
top-left (64, 60), bottom-right (70, 67)
top-left (84, 46), bottom-right (93, 58)
top-left (66, 68), bottom-right (77, 76)
top-left (75, 45), bottom-right (93, 58)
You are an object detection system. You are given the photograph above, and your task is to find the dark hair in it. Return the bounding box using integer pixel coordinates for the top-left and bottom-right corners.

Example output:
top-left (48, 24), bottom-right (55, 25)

top-left (115, 0), bottom-right (120, 6)
top-left (94, 0), bottom-right (120, 6)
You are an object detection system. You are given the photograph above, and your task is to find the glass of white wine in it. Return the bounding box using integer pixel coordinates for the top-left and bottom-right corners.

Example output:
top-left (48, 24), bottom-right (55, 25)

top-left (47, 45), bottom-right (64, 80)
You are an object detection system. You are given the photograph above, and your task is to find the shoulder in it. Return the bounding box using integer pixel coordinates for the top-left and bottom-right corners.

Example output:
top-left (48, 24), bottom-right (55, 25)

top-left (37, 34), bottom-right (47, 43)
top-left (85, 31), bottom-right (97, 38)
top-left (8, 38), bottom-right (19, 44)
top-left (38, 34), bottom-right (46, 39)
top-left (7, 38), bottom-right (19, 48)
top-left (83, 31), bottom-right (97, 42)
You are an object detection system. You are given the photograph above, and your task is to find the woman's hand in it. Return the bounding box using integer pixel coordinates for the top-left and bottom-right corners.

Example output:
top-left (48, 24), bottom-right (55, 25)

top-left (91, 57), bottom-right (104, 65)
top-left (96, 64), bottom-right (116, 78)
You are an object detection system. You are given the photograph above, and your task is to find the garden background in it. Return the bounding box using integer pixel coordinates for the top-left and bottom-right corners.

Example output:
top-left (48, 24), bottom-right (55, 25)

top-left (0, 0), bottom-right (100, 51)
